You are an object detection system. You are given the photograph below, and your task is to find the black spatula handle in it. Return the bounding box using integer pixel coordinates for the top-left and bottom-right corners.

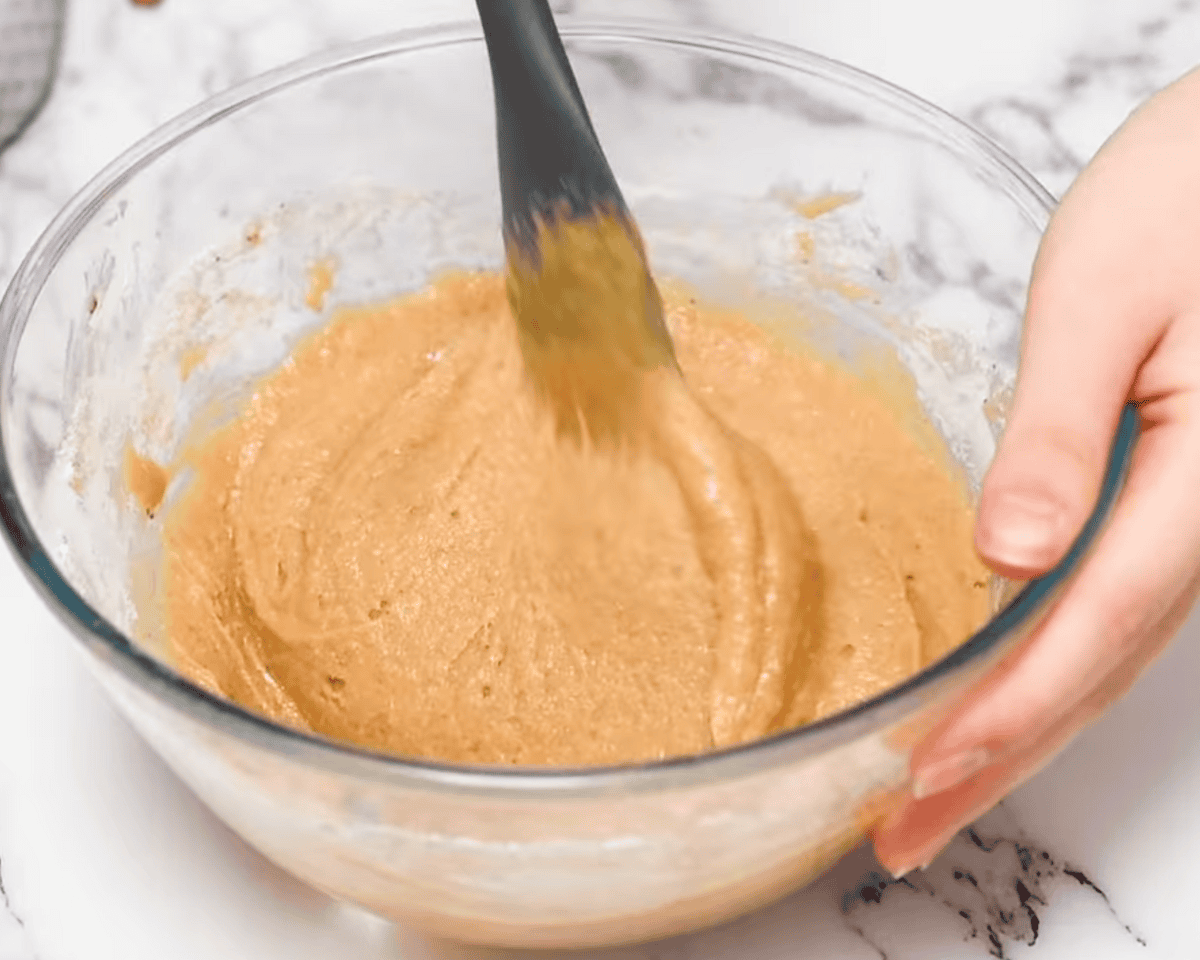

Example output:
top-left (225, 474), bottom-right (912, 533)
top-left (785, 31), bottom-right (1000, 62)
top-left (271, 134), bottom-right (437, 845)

top-left (475, 0), bottom-right (626, 250)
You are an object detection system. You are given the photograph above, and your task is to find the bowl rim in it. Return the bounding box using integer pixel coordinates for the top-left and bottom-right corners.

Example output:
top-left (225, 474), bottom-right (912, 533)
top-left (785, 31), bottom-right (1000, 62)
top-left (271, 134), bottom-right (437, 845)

top-left (0, 16), bottom-right (1137, 798)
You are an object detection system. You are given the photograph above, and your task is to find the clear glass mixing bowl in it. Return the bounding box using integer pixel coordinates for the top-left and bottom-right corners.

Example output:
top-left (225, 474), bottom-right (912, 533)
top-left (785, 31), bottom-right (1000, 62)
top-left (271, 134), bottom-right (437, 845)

top-left (0, 18), bottom-right (1134, 949)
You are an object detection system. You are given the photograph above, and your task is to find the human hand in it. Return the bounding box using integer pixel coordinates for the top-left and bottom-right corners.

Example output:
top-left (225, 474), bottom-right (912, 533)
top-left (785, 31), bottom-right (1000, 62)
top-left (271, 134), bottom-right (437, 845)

top-left (873, 66), bottom-right (1200, 877)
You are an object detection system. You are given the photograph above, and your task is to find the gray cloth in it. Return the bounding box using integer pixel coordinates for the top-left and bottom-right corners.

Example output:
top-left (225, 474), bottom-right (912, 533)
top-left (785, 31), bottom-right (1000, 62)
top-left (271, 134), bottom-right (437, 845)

top-left (0, 0), bottom-right (64, 152)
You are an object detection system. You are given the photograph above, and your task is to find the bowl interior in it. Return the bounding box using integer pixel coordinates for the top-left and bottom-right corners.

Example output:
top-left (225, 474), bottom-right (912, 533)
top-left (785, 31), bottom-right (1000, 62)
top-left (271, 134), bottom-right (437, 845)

top-left (1, 21), bottom-right (1085, 782)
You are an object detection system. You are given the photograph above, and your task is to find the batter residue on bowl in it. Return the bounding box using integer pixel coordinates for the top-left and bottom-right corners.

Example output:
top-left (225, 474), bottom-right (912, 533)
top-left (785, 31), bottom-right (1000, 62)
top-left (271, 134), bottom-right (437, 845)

top-left (160, 272), bottom-right (988, 765)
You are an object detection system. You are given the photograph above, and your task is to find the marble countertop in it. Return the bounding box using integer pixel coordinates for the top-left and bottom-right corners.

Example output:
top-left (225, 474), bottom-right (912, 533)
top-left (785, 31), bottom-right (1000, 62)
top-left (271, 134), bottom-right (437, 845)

top-left (2, 1), bottom-right (1198, 958)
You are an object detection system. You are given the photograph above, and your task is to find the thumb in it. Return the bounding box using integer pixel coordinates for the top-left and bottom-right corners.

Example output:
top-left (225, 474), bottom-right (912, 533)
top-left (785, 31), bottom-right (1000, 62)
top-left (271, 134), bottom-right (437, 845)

top-left (976, 185), bottom-right (1163, 580)
top-left (976, 406), bottom-right (1123, 581)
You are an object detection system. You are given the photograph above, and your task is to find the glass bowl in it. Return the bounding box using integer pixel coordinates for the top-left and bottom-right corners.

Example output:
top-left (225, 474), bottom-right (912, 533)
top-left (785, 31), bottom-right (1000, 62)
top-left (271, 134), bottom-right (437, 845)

top-left (0, 18), bottom-right (1134, 949)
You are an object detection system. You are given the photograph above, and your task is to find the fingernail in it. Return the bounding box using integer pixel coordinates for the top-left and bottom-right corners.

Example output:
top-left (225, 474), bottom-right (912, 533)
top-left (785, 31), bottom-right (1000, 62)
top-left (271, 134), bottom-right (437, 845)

top-left (886, 863), bottom-right (922, 881)
top-left (982, 493), bottom-right (1066, 569)
top-left (911, 748), bottom-right (991, 800)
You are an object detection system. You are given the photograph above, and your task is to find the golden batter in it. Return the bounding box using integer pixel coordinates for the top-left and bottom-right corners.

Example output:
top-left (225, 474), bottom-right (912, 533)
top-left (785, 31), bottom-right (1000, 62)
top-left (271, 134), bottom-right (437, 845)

top-left (161, 272), bottom-right (988, 766)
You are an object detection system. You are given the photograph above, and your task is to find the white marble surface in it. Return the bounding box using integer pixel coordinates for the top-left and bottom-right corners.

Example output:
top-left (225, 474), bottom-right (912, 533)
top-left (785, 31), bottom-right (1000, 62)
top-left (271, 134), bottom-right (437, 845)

top-left (1, 1), bottom-right (1199, 958)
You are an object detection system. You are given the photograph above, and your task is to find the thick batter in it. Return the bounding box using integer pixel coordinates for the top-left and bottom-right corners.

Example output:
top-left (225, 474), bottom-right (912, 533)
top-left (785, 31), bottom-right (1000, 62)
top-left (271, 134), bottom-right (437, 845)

top-left (162, 272), bottom-right (988, 765)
